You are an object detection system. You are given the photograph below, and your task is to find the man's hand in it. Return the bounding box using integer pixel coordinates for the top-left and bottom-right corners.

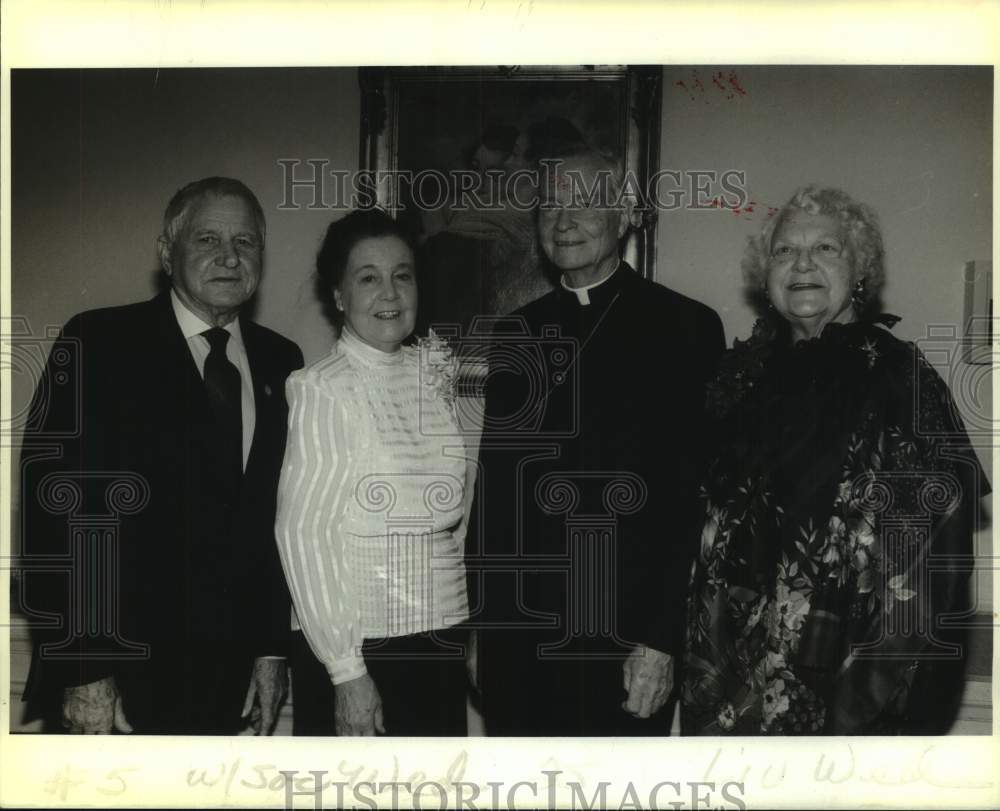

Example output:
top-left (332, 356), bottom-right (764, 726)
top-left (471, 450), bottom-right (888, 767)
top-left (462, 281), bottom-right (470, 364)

top-left (241, 657), bottom-right (288, 735)
top-left (62, 676), bottom-right (132, 734)
top-left (335, 673), bottom-right (385, 736)
top-left (622, 645), bottom-right (674, 719)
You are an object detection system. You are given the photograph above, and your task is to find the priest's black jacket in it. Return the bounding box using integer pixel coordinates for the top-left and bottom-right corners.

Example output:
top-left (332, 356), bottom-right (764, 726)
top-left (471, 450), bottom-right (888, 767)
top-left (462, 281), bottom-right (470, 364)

top-left (472, 262), bottom-right (725, 734)
top-left (18, 292), bottom-right (303, 734)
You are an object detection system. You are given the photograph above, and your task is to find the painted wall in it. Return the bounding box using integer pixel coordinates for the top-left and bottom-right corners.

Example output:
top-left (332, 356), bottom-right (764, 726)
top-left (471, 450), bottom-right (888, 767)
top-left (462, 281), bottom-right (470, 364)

top-left (657, 65), bottom-right (992, 344)
top-left (11, 67), bottom-right (358, 369)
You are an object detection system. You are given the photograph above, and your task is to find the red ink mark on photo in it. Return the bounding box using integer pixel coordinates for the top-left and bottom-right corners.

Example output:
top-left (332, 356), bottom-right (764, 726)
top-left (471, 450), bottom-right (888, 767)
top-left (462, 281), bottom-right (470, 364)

top-left (674, 80), bottom-right (695, 101)
top-left (676, 69), bottom-right (748, 102)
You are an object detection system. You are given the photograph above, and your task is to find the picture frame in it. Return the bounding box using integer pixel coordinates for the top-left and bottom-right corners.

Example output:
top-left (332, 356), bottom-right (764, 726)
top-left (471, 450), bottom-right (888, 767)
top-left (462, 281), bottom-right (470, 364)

top-left (358, 65), bottom-right (662, 335)
top-left (962, 259), bottom-right (993, 365)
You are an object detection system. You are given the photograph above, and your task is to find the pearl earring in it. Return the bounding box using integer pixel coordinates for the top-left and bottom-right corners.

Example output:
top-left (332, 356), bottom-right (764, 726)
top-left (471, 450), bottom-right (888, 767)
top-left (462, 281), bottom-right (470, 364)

top-left (761, 283), bottom-right (775, 311)
top-left (851, 278), bottom-right (867, 310)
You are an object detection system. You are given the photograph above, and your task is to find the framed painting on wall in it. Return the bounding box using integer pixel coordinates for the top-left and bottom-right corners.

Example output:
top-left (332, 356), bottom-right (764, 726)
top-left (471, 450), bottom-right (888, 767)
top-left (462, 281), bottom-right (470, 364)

top-left (357, 65), bottom-right (662, 337)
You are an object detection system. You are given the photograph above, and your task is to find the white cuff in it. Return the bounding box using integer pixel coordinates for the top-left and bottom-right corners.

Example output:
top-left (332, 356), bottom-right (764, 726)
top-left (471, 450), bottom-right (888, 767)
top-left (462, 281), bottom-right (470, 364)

top-left (327, 656), bottom-right (367, 686)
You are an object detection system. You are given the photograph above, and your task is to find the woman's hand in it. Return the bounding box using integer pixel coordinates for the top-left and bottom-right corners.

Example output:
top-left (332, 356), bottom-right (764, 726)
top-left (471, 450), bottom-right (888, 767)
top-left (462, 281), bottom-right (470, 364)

top-left (335, 673), bottom-right (385, 736)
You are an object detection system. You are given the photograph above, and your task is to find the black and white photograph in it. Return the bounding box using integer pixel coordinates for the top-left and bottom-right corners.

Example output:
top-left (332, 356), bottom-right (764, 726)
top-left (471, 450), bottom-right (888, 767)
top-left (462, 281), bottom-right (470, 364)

top-left (1, 2), bottom-right (997, 809)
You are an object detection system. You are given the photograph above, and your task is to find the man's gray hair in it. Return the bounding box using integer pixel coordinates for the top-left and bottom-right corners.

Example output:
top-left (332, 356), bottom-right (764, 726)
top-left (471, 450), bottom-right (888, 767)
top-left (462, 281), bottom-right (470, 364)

top-left (161, 177), bottom-right (266, 246)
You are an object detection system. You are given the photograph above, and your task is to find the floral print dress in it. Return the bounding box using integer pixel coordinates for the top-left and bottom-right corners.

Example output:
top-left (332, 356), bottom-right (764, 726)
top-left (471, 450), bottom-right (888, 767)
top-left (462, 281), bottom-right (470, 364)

top-left (682, 317), bottom-right (986, 735)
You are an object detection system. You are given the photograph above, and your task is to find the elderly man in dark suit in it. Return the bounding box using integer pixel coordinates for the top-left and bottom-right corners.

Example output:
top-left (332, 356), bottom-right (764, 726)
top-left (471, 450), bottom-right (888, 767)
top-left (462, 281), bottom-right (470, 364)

top-left (21, 177), bottom-right (303, 735)
top-left (474, 148), bottom-right (726, 735)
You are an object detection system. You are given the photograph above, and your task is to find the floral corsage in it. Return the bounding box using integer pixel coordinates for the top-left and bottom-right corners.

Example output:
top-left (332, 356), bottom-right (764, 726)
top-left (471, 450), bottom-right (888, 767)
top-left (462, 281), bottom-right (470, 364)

top-left (417, 329), bottom-right (459, 415)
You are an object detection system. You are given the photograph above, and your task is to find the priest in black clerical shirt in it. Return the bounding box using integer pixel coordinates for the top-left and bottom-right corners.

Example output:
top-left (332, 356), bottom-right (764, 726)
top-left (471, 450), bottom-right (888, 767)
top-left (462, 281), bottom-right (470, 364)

top-left (473, 148), bottom-right (726, 735)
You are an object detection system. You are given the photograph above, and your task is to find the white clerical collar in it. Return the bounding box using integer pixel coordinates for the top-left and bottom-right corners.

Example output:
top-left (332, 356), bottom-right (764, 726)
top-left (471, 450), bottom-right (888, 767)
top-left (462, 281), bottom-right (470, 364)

top-left (560, 261), bottom-right (620, 305)
top-left (170, 289), bottom-right (244, 346)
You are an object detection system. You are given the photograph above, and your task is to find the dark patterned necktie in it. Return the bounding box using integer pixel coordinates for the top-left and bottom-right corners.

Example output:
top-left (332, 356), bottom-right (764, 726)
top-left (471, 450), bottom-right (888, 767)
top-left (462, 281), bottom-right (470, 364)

top-left (202, 327), bottom-right (243, 481)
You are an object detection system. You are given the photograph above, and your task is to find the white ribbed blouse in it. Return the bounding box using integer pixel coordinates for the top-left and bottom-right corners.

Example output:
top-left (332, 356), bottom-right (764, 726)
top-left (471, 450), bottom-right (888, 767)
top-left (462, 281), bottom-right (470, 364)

top-left (275, 327), bottom-right (469, 685)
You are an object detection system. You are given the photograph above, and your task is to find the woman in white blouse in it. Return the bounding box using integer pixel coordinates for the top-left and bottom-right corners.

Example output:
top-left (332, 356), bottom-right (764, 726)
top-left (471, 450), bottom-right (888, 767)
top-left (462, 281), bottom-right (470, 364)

top-left (276, 209), bottom-right (470, 736)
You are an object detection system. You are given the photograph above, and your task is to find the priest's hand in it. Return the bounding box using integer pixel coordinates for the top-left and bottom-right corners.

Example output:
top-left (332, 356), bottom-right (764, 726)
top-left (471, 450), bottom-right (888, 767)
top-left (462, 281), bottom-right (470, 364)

top-left (62, 676), bottom-right (133, 734)
top-left (335, 673), bottom-right (385, 736)
top-left (622, 645), bottom-right (673, 719)
top-left (241, 657), bottom-right (288, 735)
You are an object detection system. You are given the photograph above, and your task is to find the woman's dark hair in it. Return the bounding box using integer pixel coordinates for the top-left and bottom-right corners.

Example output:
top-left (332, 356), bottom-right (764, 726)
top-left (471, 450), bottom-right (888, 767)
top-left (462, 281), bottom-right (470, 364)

top-left (315, 208), bottom-right (416, 329)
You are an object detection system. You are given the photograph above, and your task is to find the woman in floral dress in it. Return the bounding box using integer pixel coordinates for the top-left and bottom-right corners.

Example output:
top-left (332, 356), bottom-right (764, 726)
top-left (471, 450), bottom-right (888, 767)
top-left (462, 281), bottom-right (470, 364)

top-left (682, 186), bottom-right (987, 735)
top-left (276, 209), bottom-right (470, 736)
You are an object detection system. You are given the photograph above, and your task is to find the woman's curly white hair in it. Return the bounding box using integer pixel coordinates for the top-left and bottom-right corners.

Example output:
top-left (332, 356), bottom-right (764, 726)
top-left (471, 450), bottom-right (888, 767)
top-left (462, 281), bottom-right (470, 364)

top-left (742, 185), bottom-right (886, 318)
